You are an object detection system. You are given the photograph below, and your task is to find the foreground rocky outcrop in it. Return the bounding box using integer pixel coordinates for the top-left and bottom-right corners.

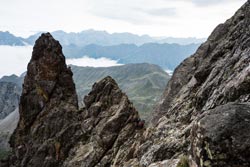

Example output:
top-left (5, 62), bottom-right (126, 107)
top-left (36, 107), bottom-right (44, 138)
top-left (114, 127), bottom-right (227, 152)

top-left (191, 103), bottom-right (250, 167)
top-left (3, 1), bottom-right (250, 166)
top-left (146, 1), bottom-right (250, 166)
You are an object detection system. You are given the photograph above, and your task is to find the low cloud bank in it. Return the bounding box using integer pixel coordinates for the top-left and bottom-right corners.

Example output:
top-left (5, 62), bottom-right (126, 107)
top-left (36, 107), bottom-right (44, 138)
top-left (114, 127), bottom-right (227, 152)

top-left (66, 56), bottom-right (122, 67)
top-left (0, 46), bottom-right (122, 77)
top-left (165, 69), bottom-right (173, 75)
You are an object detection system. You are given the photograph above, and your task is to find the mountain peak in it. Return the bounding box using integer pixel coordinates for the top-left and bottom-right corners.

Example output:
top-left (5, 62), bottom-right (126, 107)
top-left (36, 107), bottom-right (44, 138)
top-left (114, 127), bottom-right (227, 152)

top-left (84, 76), bottom-right (121, 109)
top-left (32, 32), bottom-right (63, 60)
top-left (8, 33), bottom-right (79, 166)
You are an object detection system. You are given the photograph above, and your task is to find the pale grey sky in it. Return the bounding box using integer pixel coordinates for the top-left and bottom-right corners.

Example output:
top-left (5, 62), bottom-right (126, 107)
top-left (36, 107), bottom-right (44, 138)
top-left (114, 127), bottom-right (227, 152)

top-left (0, 0), bottom-right (247, 38)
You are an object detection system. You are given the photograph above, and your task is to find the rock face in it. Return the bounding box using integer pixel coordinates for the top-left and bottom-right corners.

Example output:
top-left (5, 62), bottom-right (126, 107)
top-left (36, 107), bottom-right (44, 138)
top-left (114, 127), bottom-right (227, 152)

top-left (152, 0), bottom-right (250, 123)
top-left (191, 103), bottom-right (250, 167)
top-left (0, 82), bottom-right (20, 119)
top-left (147, 1), bottom-right (250, 166)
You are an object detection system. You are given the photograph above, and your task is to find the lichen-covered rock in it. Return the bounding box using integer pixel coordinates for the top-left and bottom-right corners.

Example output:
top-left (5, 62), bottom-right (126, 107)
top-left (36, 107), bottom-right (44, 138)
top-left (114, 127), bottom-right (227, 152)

top-left (191, 103), bottom-right (250, 167)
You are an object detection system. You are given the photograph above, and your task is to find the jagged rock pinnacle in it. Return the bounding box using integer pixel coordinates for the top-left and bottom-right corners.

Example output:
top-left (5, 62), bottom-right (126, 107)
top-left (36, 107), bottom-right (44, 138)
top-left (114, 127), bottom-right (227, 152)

top-left (8, 33), bottom-right (79, 167)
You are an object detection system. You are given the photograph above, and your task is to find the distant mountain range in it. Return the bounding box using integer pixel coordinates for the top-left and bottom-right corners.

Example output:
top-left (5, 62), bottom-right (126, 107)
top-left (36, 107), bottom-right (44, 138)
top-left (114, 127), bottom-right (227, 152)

top-left (0, 30), bottom-right (205, 46)
top-left (0, 31), bottom-right (26, 46)
top-left (0, 30), bottom-right (202, 70)
top-left (25, 30), bottom-right (206, 46)
top-left (64, 43), bottom-right (199, 70)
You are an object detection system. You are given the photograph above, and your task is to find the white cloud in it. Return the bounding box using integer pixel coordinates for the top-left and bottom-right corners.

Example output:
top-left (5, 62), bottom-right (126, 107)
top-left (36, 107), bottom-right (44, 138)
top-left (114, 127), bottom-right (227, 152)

top-left (66, 56), bottom-right (122, 67)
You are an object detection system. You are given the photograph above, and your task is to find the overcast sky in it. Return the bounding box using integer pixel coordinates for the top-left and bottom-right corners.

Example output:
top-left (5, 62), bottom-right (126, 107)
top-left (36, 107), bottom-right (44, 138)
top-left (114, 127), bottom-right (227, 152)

top-left (0, 0), bottom-right (247, 38)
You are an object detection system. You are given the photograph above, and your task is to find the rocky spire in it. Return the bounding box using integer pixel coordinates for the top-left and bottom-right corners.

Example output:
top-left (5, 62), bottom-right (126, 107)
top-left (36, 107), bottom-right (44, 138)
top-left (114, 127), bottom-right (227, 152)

top-left (8, 33), bottom-right (79, 167)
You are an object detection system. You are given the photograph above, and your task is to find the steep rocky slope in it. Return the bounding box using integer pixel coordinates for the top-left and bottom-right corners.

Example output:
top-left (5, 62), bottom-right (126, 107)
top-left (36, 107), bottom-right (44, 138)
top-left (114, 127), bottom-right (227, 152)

top-left (146, 1), bottom-right (250, 166)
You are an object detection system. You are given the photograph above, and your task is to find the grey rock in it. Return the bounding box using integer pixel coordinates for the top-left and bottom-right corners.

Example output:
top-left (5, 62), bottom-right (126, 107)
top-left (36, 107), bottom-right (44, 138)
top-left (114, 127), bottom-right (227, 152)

top-left (191, 103), bottom-right (250, 167)
top-left (137, 1), bottom-right (250, 166)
